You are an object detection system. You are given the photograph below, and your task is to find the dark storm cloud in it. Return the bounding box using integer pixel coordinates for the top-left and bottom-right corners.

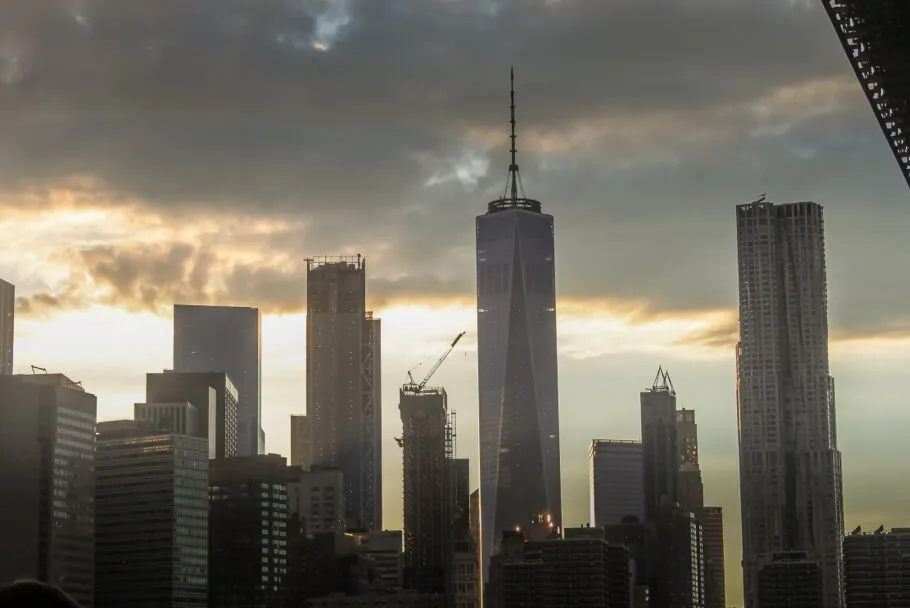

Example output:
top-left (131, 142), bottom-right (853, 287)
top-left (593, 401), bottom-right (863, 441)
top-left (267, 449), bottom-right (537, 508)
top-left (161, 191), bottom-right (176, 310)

top-left (3, 0), bottom-right (909, 340)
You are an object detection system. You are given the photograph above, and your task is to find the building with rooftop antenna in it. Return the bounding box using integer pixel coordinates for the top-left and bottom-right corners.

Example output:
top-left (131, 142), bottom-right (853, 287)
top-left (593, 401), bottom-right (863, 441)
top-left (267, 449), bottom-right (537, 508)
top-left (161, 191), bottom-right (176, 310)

top-left (476, 68), bottom-right (561, 583)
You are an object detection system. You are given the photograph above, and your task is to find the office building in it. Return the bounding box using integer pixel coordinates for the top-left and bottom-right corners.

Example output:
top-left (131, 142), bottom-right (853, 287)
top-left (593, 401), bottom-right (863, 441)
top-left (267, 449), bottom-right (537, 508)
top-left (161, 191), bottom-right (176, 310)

top-left (603, 517), bottom-right (650, 606)
top-left (0, 278), bottom-right (12, 374)
top-left (452, 538), bottom-right (481, 608)
top-left (757, 551), bottom-right (822, 608)
top-left (0, 373), bottom-right (96, 607)
top-left (736, 200), bottom-right (844, 607)
top-left (676, 409), bottom-right (704, 514)
top-left (146, 371), bottom-right (239, 459)
top-left (311, 591), bottom-right (447, 608)
top-left (174, 304), bottom-right (263, 455)
top-left (399, 387), bottom-right (451, 594)
top-left (352, 530), bottom-right (404, 593)
top-left (306, 256), bottom-right (382, 531)
top-left (649, 508), bottom-right (705, 608)
top-left (821, 1), bottom-right (910, 189)
top-left (95, 420), bottom-right (208, 608)
top-left (291, 414), bottom-right (312, 469)
top-left (844, 526), bottom-right (910, 607)
top-left (488, 527), bottom-right (632, 608)
top-left (476, 70), bottom-right (561, 581)
top-left (134, 401), bottom-right (204, 437)
top-left (287, 465), bottom-right (346, 537)
top-left (698, 506), bottom-right (726, 608)
top-left (641, 367), bottom-right (678, 518)
top-left (209, 454), bottom-right (288, 608)
top-left (589, 439), bottom-right (644, 527)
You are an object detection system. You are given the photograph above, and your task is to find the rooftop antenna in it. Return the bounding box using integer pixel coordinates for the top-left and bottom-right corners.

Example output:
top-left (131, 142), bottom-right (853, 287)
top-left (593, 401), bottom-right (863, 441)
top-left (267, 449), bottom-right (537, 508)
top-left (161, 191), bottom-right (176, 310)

top-left (509, 66), bottom-right (519, 202)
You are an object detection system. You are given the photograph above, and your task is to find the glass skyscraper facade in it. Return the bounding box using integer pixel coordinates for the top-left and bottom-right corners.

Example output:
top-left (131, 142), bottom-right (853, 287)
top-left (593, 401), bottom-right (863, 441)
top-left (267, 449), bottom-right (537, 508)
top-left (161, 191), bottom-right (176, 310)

top-left (95, 420), bottom-right (209, 608)
top-left (736, 200), bottom-right (844, 608)
top-left (475, 74), bottom-right (561, 580)
top-left (173, 304), bottom-right (262, 456)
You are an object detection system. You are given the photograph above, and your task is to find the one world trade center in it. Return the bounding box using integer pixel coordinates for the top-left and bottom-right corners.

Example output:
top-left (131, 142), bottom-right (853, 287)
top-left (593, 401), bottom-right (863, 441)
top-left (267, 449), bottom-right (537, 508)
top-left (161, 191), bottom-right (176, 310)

top-left (476, 69), bottom-right (561, 581)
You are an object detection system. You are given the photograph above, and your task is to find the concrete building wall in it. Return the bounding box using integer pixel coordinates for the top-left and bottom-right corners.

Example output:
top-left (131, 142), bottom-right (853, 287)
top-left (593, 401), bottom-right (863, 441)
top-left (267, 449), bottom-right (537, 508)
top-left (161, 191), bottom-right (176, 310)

top-left (0, 279), bottom-right (13, 375)
top-left (291, 413), bottom-right (312, 469)
top-left (287, 465), bottom-right (346, 536)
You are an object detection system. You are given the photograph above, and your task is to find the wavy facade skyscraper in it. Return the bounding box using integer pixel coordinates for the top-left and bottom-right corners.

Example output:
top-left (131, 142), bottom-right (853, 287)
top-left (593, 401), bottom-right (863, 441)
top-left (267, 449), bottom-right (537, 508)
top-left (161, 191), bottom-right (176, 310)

top-left (736, 200), bottom-right (844, 608)
top-left (476, 70), bottom-right (561, 581)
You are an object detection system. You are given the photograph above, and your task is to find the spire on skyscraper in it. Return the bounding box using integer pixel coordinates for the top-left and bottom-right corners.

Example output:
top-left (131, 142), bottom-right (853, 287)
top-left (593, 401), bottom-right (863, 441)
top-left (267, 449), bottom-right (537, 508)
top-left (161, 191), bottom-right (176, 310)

top-left (497, 66), bottom-right (532, 208)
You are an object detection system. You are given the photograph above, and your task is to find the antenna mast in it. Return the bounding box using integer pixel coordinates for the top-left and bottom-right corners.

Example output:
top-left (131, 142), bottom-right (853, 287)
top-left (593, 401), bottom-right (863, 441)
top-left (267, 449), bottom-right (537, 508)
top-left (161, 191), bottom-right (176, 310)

top-left (509, 66), bottom-right (519, 201)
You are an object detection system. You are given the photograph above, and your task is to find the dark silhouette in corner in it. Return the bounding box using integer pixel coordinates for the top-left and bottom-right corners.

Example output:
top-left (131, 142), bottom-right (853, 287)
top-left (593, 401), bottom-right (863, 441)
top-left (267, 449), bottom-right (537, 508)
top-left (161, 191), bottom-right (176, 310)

top-left (0, 581), bottom-right (81, 608)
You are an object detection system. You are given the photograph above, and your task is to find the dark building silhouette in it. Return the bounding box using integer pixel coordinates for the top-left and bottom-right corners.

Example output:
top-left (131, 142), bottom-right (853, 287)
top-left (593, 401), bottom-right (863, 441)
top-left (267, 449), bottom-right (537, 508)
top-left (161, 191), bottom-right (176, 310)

top-left (757, 551), bottom-right (822, 608)
top-left (173, 304), bottom-right (262, 455)
top-left (589, 439), bottom-right (644, 527)
top-left (0, 278), bottom-right (12, 375)
top-left (821, 1), bottom-right (910, 188)
top-left (488, 527), bottom-right (632, 608)
top-left (209, 454), bottom-right (288, 608)
top-left (649, 508), bottom-right (705, 608)
top-left (95, 419), bottom-right (208, 608)
top-left (476, 69), bottom-right (561, 582)
top-left (736, 200), bottom-right (844, 607)
top-left (290, 414), bottom-right (312, 469)
top-left (844, 526), bottom-right (910, 608)
top-left (306, 256), bottom-right (382, 531)
top-left (400, 388), bottom-right (450, 594)
top-left (603, 517), bottom-right (650, 606)
top-left (675, 409), bottom-right (704, 515)
top-left (640, 367), bottom-right (678, 518)
top-left (146, 371), bottom-right (239, 459)
top-left (0, 373), bottom-right (96, 607)
top-left (697, 506), bottom-right (726, 608)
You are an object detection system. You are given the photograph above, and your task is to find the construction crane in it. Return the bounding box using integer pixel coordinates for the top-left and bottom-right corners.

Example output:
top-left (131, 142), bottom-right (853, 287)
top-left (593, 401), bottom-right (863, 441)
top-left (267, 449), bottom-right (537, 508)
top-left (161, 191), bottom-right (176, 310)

top-left (402, 331), bottom-right (466, 395)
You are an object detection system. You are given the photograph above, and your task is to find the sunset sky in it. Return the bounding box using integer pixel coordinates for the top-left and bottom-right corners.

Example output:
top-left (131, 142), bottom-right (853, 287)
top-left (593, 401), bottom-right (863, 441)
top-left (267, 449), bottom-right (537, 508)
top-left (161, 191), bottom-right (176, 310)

top-left (2, 0), bottom-right (910, 604)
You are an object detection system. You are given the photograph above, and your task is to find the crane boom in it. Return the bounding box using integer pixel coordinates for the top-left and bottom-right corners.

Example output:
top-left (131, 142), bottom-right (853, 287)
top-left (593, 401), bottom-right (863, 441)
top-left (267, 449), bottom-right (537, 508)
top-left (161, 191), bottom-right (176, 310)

top-left (403, 331), bottom-right (466, 394)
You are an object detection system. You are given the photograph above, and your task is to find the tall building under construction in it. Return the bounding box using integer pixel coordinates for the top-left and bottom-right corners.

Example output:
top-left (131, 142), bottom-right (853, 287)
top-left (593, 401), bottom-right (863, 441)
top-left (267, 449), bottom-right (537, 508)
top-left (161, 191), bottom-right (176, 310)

top-left (821, 1), bottom-right (910, 189)
top-left (476, 69), bottom-right (561, 582)
top-left (306, 256), bottom-right (382, 531)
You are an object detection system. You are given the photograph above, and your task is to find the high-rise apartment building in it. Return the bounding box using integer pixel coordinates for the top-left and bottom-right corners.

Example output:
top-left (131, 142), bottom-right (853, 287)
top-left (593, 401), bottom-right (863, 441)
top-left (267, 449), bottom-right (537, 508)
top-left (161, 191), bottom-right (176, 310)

top-left (400, 387), bottom-right (451, 594)
top-left (476, 70), bottom-right (561, 581)
top-left (0, 373), bottom-right (96, 607)
top-left (843, 526), bottom-right (910, 607)
top-left (0, 278), bottom-right (13, 375)
top-left (698, 506), bottom-right (726, 608)
top-left (146, 371), bottom-right (239, 459)
top-left (209, 455), bottom-right (288, 608)
top-left (306, 256), bottom-right (382, 531)
top-left (291, 414), bottom-right (312, 469)
top-left (641, 368), bottom-right (678, 518)
top-left (174, 304), bottom-right (263, 455)
top-left (589, 439), bottom-right (644, 527)
top-left (736, 200), bottom-right (844, 607)
top-left (287, 465), bottom-right (346, 537)
top-left (95, 420), bottom-right (208, 608)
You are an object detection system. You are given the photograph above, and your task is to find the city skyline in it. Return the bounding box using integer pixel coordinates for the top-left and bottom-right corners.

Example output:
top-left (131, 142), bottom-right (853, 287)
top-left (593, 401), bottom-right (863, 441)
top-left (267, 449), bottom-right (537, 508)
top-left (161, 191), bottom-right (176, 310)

top-left (2, 0), bottom-right (910, 606)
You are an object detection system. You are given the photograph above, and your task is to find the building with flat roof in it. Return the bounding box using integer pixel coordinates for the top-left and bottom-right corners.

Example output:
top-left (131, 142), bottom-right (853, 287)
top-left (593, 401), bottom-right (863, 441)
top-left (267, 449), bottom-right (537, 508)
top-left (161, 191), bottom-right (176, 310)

top-left (698, 506), bottom-right (726, 608)
top-left (0, 373), bottom-right (96, 607)
top-left (209, 454), bottom-right (288, 608)
top-left (174, 304), bottom-right (263, 455)
top-left (757, 551), bottom-right (822, 608)
top-left (589, 439), bottom-right (644, 527)
top-left (147, 371), bottom-right (238, 459)
top-left (844, 526), bottom-right (910, 607)
top-left (307, 256), bottom-right (382, 531)
top-left (95, 420), bottom-right (208, 608)
top-left (287, 465), bottom-right (346, 537)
